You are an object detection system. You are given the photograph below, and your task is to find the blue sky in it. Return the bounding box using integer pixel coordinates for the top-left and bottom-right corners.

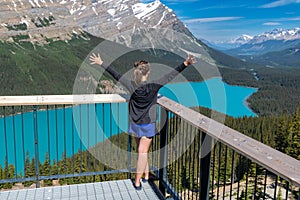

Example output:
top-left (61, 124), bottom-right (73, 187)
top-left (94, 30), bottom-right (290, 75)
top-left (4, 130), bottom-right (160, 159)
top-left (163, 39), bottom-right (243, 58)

top-left (141, 0), bottom-right (300, 43)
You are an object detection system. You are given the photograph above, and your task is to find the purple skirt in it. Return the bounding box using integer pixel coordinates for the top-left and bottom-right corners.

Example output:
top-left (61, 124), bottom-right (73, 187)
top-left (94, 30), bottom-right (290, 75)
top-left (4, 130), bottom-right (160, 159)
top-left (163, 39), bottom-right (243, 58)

top-left (129, 122), bottom-right (156, 138)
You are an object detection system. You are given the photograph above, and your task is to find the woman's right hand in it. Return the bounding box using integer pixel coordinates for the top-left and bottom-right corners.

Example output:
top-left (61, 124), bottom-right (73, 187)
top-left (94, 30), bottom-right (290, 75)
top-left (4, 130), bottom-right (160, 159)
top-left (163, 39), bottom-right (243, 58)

top-left (184, 54), bottom-right (197, 66)
top-left (90, 53), bottom-right (103, 65)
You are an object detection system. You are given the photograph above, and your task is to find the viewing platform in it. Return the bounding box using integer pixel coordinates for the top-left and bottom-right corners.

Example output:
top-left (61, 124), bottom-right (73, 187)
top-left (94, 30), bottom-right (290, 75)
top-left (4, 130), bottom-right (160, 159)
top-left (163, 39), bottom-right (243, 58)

top-left (0, 94), bottom-right (299, 200)
top-left (0, 179), bottom-right (164, 200)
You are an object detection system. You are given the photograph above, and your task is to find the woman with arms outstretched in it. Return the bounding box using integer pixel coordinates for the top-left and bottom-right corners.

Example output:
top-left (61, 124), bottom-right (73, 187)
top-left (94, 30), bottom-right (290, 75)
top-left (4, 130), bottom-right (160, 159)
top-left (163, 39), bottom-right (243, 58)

top-left (90, 53), bottom-right (196, 190)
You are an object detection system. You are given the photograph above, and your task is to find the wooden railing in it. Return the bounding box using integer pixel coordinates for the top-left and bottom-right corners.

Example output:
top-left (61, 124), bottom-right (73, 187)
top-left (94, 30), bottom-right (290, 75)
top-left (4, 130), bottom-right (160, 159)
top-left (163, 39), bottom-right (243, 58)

top-left (0, 94), bottom-right (130, 188)
top-left (156, 96), bottom-right (300, 199)
top-left (0, 94), bottom-right (299, 199)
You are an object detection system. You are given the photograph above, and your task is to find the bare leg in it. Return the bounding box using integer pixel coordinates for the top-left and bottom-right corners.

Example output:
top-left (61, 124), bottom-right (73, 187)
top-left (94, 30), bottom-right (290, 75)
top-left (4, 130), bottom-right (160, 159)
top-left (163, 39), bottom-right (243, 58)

top-left (135, 137), bottom-right (149, 180)
top-left (135, 136), bottom-right (152, 187)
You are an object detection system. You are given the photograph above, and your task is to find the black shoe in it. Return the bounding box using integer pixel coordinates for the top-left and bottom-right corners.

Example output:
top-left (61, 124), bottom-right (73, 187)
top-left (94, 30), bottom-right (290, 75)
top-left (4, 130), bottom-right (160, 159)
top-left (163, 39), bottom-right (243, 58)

top-left (141, 178), bottom-right (148, 183)
top-left (132, 180), bottom-right (142, 191)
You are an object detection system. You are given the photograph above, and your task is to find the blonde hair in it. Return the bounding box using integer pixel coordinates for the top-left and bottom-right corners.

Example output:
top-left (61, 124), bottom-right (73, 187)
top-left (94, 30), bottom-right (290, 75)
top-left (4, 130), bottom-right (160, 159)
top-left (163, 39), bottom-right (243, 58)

top-left (133, 60), bottom-right (150, 85)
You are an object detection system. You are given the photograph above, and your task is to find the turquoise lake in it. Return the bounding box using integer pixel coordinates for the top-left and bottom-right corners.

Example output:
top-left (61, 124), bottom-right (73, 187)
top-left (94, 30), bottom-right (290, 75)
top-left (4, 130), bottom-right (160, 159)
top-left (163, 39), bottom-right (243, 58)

top-left (160, 77), bottom-right (257, 118)
top-left (0, 77), bottom-right (257, 173)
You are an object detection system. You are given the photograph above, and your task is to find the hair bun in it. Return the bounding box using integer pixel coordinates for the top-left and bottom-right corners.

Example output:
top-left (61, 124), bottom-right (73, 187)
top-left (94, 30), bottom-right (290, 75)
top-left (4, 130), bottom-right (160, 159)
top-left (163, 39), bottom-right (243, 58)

top-left (133, 60), bottom-right (150, 85)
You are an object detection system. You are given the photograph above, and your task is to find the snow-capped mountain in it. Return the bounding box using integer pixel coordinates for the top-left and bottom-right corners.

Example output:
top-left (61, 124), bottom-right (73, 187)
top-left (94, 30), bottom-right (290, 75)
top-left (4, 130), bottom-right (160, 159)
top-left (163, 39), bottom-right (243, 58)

top-left (207, 28), bottom-right (300, 52)
top-left (222, 28), bottom-right (300, 67)
top-left (225, 28), bottom-right (300, 55)
top-left (248, 28), bottom-right (300, 44)
top-left (0, 0), bottom-right (192, 46)
top-left (230, 34), bottom-right (253, 45)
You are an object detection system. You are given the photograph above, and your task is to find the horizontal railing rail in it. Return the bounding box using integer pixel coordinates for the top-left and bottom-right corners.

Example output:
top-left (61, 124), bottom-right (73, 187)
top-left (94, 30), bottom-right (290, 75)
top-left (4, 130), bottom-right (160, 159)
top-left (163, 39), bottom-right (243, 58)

top-left (0, 94), bottom-right (129, 106)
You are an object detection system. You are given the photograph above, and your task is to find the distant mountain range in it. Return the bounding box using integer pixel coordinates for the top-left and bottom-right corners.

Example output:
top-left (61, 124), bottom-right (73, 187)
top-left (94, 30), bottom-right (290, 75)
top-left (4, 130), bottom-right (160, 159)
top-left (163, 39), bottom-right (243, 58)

top-left (209, 28), bottom-right (299, 52)
top-left (226, 28), bottom-right (300, 55)
top-left (206, 28), bottom-right (300, 67)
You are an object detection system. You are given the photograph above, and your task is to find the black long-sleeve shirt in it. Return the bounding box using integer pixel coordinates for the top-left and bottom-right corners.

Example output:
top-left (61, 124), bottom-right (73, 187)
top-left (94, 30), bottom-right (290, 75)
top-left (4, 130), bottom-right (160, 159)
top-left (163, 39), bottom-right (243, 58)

top-left (103, 63), bottom-right (187, 124)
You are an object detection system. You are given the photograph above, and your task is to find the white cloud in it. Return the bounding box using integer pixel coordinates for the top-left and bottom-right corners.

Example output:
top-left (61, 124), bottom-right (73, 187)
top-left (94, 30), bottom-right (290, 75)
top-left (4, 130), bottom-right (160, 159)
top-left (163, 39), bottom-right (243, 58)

top-left (183, 17), bottom-right (243, 23)
top-left (261, 17), bottom-right (300, 26)
top-left (260, 0), bottom-right (300, 8)
top-left (289, 17), bottom-right (300, 20)
top-left (263, 22), bottom-right (282, 25)
top-left (273, 16), bottom-right (300, 21)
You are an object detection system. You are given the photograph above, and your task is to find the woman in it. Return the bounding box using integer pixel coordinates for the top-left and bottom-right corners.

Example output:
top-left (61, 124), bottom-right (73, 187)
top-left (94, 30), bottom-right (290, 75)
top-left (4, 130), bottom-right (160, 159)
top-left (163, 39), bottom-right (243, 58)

top-left (90, 53), bottom-right (196, 190)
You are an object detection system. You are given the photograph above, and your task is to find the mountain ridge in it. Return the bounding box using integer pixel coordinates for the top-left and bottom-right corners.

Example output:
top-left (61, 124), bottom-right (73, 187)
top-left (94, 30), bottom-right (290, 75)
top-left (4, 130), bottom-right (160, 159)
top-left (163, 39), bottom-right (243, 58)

top-left (0, 0), bottom-right (192, 45)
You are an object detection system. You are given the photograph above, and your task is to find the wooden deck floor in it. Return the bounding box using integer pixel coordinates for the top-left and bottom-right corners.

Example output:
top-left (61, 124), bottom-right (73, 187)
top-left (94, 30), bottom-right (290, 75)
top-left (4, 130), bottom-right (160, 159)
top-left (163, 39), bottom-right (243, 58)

top-left (0, 179), bottom-right (165, 200)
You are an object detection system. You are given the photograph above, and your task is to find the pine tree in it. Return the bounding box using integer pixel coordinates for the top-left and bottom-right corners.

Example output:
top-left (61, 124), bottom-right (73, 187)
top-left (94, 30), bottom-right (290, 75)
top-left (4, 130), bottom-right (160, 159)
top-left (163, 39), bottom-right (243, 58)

top-left (23, 158), bottom-right (36, 187)
top-left (72, 149), bottom-right (87, 184)
top-left (240, 189), bottom-right (246, 200)
top-left (58, 151), bottom-right (67, 185)
top-left (66, 156), bottom-right (77, 185)
top-left (235, 156), bottom-right (248, 182)
top-left (23, 152), bottom-right (31, 187)
top-left (286, 108), bottom-right (300, 160)
top-left (8, 164), bottom-right (16, 179)
top-left (277, 187), bottom-right (282, 200)
top-left (2, 162), bottom-right (15, 189)
top-left (275, 113), bottom-right (289, 153)
top-left (42, 152), bottom-right (52, 186)
top-left (180, 166), bottom-right (189, 189)
top-left (50, 159), bottom-right (58, 184)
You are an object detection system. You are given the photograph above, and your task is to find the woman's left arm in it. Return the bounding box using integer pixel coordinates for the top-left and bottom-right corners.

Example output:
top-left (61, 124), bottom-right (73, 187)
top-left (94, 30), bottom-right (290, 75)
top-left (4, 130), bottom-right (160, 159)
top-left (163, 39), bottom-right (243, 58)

top-left (154, 54), bottom-right (197, 87)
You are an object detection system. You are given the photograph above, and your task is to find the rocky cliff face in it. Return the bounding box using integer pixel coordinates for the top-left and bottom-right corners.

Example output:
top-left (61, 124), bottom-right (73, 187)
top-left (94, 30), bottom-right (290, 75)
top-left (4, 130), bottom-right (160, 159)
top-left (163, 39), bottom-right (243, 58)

top-left (0, 0), bottom-right (192, 45)
top-left (0, 0), bottom-right (77, 42)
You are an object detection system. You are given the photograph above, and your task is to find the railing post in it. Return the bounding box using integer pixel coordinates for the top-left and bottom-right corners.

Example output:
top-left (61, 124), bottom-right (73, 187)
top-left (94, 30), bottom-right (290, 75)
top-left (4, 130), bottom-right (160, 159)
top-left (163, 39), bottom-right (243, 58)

top-left (33, 105), bottom-right (40, 188)
top-left (159, 107), bottom-right (168, 196)
top-left (199, 132), bottom-right (212, 200)
top-left (127, 131), bottom-right (132, 179)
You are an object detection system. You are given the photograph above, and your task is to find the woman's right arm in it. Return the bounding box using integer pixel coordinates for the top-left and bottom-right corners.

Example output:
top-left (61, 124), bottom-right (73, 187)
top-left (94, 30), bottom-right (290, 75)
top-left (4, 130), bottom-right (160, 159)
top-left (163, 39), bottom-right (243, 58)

top-left (89, 53), bottom-right (132, 90)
